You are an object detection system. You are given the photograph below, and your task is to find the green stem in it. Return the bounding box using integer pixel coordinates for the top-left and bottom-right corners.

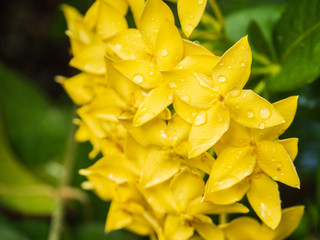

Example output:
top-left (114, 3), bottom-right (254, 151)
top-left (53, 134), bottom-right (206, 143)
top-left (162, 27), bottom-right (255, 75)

top-left (208, 0), bottom-right (225, 28)
top-left (252, 51), bottom-right (272, 66)
top-left (48, 109), bottom-right (77, 240)
top-left (251, 64), bottom-right (281, 76)
top-left (219, 213), bottom-right (227, 225)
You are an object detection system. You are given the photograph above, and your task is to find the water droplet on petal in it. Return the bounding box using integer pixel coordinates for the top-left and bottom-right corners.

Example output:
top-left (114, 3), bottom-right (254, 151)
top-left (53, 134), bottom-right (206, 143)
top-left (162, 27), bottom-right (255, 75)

top-left (173, 136), bottom-right (178, 141)
top-left (240, 62), bottom-right (245, 67)
top-left (198, 0), bottom-right (204, 4)
top-left (218, 75), bottom-right (226, 83)
top-left (247, 111), bottom-right (254, 119)
top-left (115, 44), bottom-right (122, 50)
top-left (132, 74), bottom-right (144, 83)
top-left (181, 94), bottom-right (191, 103)
top-left (258, 122), bottom-right (265, 129)
top-left (227, 65), bottom-right (232, 69)
top-left (154, 28), bottom-right (159, 33)
top-left (230, 89), bottom-right (241, 98)
top-left (168, 95), bottom-right (173, 101)
top-left (169, 82), bottom-right (176, 88)
top-left (149, 70), bottom-right (154, 75)
top-left (161, 49), bottom-right (168, 56)
top-left (219, 62), bottom-right (224, 66)
top-left (259, 107), bottom-right (271, 119)
top-left (194, 111), bottom-right (207, 126)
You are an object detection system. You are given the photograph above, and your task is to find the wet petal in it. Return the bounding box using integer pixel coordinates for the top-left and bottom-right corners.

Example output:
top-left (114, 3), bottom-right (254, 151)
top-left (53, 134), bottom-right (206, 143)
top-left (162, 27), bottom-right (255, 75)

top-left (111, 60), bottom-right (161, 89)
top-left (193, 221), bottom-right (224, 240)
top-left (226, 89), bottom-right (284, 129)
top-left (272, 206), bottom-right (304, 240)
top-left (206, 146), bottom-right (255, 192)
top-left (164, 70), bottom-right (217, 109)
top-left (256, 141), bottom-right (300, 188)
top-left (164, 214), bottom-right (194, 240)
top-left (133, 84), bottom-right (174, 126)
top-left (212, 36), bottom-right (251, 96)
top-left (247, 172), bottom-right (281, 229)
top-left (170, 168), bottom-right (204, 210)
top-left (204, 178), bottom-right (250, 205)
top-left (189, 152), bottom-right (215, 174)
top-left (139, 0), bottom-right (174, 49)
top-left (107, 29), bottom-right (152, 60)
top-left (278, 138), bottom-right (298, 161)
top-left (173, 96), bottom-right (199, 124)
top-left (219, 121), bottom-right (251, 148)
top-left (176, 55), bottom-right (220, 77)
top-left (178, 0), bottom-right (207, 38)
top-left (140, 149), bottom-right (181, 188)
top-left (183, 39), bottom-right (213, 57)
top-left (188, 103), bottom-right (230, 158)
top-left (70, 44), bottom-right (106, 74)
top-left (166, 114), bottom-right (192, 146)
top-left (155, 19), bottom-right (184, 70)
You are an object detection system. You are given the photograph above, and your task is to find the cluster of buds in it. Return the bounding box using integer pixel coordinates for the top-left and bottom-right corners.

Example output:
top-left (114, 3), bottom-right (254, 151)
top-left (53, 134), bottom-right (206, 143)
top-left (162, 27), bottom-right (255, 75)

top-left (58, 0), bottom-right (304, 239)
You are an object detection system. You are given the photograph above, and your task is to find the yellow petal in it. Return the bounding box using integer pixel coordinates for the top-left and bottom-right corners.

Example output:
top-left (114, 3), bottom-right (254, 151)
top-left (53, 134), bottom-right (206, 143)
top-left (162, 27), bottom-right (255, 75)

top-left (219, 121), bottom-right (251, 148)
top-left (106, 58), bottom-right (145, 108)
top-left (189, 152), bottom-right (215, 174)
top-left (166, 114), bottom-right (192, 147)
top-left (111, 60), bottom-right (161, 89)
top-left (103, 0), bottom-right (128, 16)
top-left (133, 84), bottom-right (174, 126)
top-left (188, 103), bottom-right (230, 158)
top-left (176, 55), bottom-right (220, 76)
top-left (107, 29), bottom-right (152, 60)
top-left (139, 0), bottom-right (174, 49)
top-left (251, 96), bottom-right (298, 141)
top-left (127, 0), bottom-right (145, 26)
top-left (212, 36), bottom-right (252, 96)
top-left (272, 206), bottom-right (304, 240)
top-left (206, 146), bottom-right (255, 192)
top-left (178, 0), bottom-right (207, 37)
top-left (70, 44), bottom-right (106, 74)
top-left (278, 138), bottom-right (299, 161)
top-left (226, 89), bottom-right (284, 129)
top-left (95, 0), bottom-right (128, 40)
top-left (163, 70), bottom-right (217, 109)
top-left (164, 214), bottom-right (194, 240)
top-left (173, 96), bottom-right (199, 124)
top-left (247, 173), bottom-right (281, 229)
top-left (256, 141), bottom-right (300, 188)
top-left (124, 133), bottom-right (149, 169)
top-left (170, 169), bottom-right (204, 210)
top-left (155, 19), bottom-right (184, 70)
top-left (140, 149), bottom-right (181, 188)
top-left (204, 178), bottom-right (250, 205)
top-left (193, 221), bottom-right (224, 240)
top-left (183, 39), bottom-right (213, 57)
top-left (106, 201), bottom-right (132, 232)
top-left (222, 217), bottom-right (264, 240)
top-left (83, 1), bottom-right (99, 29)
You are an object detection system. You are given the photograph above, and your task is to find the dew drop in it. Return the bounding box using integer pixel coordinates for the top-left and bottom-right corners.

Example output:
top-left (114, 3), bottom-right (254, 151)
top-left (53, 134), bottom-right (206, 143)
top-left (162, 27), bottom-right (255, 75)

top-left (169, 82), bottom-right (176, 88)
top-left (181, 94), bottom-right (191, 103)
top-left (149, 70), bottom-right (154, 75)
top-left (259, 107), bottom-right (271, 119)
top-left (115, 44), bottom-right (122, 50)
top-left (198, 0), bottom-right (204, 4)
top-left (258, 122), bottom-right (265, 129)
top-left (194, 111), bottom-right (207, 126)
top-left (168, 95), bottom-right (173, 101)
top-left (227, 66), bottom-right (232, 69)
top-left (240, 62), bottom-right (245, 67)
top-left (218, 75), bottom-right (226, 83)
top-left (132, 74), bottom-right (144, 83)
top-left (173, 136), bottom-right (178, 141)
top-left (247, 111), bottom-right (254, 119)
top-left (154, 28), bottom-right (159, 33)
top-left (161, 49), bottom-right (168, 56)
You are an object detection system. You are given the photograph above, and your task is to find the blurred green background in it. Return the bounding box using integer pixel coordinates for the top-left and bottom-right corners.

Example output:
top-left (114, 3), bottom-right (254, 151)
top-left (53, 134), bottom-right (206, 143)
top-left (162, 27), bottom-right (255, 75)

top-left (0, 0), bottom-right (319, 239)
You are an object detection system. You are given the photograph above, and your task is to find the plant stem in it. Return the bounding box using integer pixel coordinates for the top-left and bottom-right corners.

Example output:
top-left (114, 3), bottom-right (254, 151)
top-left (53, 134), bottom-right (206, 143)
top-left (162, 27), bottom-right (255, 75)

top-left (219, 213), bottom-right (227, 225)
top-left (208, 0), bottom-right (225, 28)
top-left (251, 64), bottom-right (281, 76)
top-left (48, 110), bottom-right (77, 240)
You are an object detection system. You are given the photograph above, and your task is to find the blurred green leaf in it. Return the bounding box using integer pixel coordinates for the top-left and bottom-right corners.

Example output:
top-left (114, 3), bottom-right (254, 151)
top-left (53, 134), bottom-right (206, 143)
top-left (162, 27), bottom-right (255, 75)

top-left (0, 215), bottom-right (30, 240)
top-left (269, 0), bottom-right (320, 91)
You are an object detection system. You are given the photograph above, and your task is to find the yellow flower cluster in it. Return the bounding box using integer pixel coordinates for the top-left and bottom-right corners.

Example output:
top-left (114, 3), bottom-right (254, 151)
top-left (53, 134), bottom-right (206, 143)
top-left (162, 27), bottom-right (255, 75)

top-left (58, 0), bottom-right (304, 239)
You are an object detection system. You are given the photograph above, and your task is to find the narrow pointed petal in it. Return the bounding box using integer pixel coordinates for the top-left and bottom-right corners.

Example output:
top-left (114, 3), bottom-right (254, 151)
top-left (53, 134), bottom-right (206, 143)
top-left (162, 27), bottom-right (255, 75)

top-left (106, 202), bottom-right (132, 232)
top-left (166, 114), bottom-right (192, 146)
top-left (189, 152), bottom-right (215, 174)
top-left (219, 121), bottom-right (251, 148)
top-left (111, 60), bottom-right (161, 89)
top-left (127, 0), bottom-right (145, 26)
top-left (140, 149), bottom-right (181, 188)
top-left (272, 206), bottom-right (304, 240)
top-left (212, 36), bottom-right (252, 96)
top-left (170, 169), bottom-right (204, 210)
top-left (193, 222), bottom-right (224, 240)
top-left (226, 89), bottom-right (284, 129)
top-left (204, 178), bottom-right (250, 205)
top-left (164, 214), bottom-right (194, 240)
top-left (222, 217), bottom-right (265, 240)
top-left (83, 1), bottom-right (99, 29)
top-left (176, 55), bottom-right (220, 76)
top-left (107, 29), bottom-right (152, 60)
top-left (103, 0), bottom-right (128, 16)
top-left (206, 146), bottom-right (255, 192)
top-left (178, 0), bottom-right (207, 38)
top-left (155, 19), bottom-right (184, 70)
top-left (133, 84), bottom-right (173, 126)
top-left (173, 97), bottom-right (199, 124)
top-left (278, 138), bottom-right (299, 161)
top-left (256, 141), bottom-right (300, 188)
top-left (139, 0), bottom-right (174, 49)
top-left (164, 70), bottom-right (217, 109)
top-left (183, 39), bottom-right (213, 57)
top-left (247, 173), bottom-right (281, 229)
top-left (70, 44), bottom-right (106, 74)
top-left (188, 103), bottom-right (230, 158)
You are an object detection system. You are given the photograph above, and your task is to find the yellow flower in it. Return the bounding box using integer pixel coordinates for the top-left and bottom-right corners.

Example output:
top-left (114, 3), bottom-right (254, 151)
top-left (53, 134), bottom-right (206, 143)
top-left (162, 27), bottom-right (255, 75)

top-left (163, 36), bottom-right (285, 158)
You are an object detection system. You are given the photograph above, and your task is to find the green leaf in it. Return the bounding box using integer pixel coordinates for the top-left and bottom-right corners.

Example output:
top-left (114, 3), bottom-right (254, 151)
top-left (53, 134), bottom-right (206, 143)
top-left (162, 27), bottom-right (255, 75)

top-left (0, 215), bottom-right (30, 240)
top-left (269, 0), bottom-right (320, 91)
